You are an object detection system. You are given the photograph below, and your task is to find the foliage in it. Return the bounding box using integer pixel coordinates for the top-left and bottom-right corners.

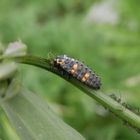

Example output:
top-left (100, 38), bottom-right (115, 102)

top-left (0, 0), bottom-right (140, 140)
top-left (0, 45), bottom-right (86, 140)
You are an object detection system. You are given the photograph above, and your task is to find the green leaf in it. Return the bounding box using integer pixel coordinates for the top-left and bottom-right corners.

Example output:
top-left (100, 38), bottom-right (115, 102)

top-left (1, 86), bottom-right (85, 140)
top-left (0, 62), bottom-right (17, 81)
top-left (11, 54), bottom-right (140, 133)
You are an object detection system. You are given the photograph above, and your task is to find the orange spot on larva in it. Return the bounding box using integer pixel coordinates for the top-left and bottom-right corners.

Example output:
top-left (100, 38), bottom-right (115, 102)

top-left (70, 63), bottom-right (78, 74)
top-left (84, 73), bottom-right (90, 78)
top-left (81, 77), bottom-right (86, 82)
top-left (57, 59), bottom-right (64, 65)
top-left (81, 73), bottom-right (90, 82)
top-left (72, 64), bottom-right (78, 71)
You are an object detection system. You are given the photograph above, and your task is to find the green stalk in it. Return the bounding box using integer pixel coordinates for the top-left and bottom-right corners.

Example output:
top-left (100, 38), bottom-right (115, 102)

top-left (1, 54), bottom-right (140, 133)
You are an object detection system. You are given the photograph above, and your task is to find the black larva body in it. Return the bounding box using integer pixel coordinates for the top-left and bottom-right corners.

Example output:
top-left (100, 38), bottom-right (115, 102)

top-left (54, 55), bottom-right (101, 90)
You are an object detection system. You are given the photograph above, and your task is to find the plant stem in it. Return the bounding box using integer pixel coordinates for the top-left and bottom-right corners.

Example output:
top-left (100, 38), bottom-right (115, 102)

top-left (1, 54), bottom-right (140, 133)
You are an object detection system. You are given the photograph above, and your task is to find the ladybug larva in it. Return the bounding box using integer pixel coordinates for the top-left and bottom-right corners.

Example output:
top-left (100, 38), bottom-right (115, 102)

top-left (53, 55), bottom-right (101, 90)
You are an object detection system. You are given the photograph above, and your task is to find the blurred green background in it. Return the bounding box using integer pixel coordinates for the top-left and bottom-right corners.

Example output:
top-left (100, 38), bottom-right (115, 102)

top-left (0, 0), bottom-right (140, 139)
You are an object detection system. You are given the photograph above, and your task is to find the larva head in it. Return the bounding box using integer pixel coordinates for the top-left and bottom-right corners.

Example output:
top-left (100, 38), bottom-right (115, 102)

top-left (54, 55), bottom-right (67, 65)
